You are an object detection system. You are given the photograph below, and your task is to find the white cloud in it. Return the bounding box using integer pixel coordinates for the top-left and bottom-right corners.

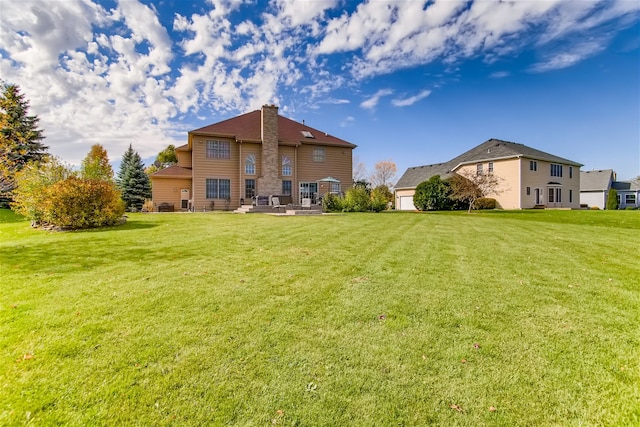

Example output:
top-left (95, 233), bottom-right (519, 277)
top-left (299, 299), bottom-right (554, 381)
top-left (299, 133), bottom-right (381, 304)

top-left (391, 90), bottom-right (432, 107)
top-left (360, 88), bottom-right (393, 110)
top-left (340, 116), bottom-right (355, 127)
top-left (1, 0), bottom-right (638, 166)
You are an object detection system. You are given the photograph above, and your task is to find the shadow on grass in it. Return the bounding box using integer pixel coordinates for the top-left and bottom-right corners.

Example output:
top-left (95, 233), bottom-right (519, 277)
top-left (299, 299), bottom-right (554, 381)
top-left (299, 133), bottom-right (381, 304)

top-left (0, 208), bottom-right (26, 224)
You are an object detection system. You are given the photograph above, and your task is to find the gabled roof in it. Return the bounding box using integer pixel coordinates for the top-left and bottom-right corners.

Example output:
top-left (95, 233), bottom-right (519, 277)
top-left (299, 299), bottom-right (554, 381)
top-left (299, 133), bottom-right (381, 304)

top-left (612, 178), bottom-right (640, 192)
top-left (449, 139), bottom-right (582, 169)
top-left (580, 169), bottom-right (614, 191)
top-left (151, 165), bottom-right (192, 178)
top-left (190, 110), bottom-right (356, 148)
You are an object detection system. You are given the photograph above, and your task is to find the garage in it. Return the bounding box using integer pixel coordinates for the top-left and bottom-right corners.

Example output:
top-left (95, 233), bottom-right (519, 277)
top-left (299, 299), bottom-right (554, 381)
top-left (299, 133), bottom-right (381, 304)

top-left (397, 195), bottom-right (416, 211)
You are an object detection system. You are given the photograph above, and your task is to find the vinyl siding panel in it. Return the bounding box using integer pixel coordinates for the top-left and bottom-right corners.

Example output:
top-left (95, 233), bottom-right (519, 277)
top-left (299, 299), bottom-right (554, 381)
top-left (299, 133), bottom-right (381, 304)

top-left (297, 144), bottom-right (353, 200)
top-left (457, 159), bottom-right (521, 209)
top-left (521, 159), bottom-right (580, 208)
top-left (151, 178), bottom-right (192, 211)
top-left (176, 150), bottom-right (191, 168)
top-left (192, 137), bottom-right (239, 210)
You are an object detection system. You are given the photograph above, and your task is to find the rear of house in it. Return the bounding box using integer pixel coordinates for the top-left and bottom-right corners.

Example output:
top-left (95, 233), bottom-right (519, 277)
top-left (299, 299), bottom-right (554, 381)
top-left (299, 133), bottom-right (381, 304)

top-left (151, 105), bottom-right (356, 211)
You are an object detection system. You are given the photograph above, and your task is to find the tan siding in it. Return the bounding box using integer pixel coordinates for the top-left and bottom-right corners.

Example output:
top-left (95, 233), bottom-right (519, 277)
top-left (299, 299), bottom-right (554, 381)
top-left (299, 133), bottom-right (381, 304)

top-left (457, 159), bottom-right (521, 209)
top-left (297, 144), bottom-right (353, 200)
top-left (151, 178), bottom-right (192, 211)
top-left (192, 136), bottom-right (240, 210)
top-left (176, 150), bottom-right (191, 168)
top-left (521, 159), bottom-right (580, 209)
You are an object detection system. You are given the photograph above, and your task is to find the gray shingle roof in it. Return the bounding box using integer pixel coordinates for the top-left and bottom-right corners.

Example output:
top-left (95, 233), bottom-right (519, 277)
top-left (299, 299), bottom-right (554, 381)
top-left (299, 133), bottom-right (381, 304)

top-left (612, 178), bottom-right (640, 191)
top-left (396, 138), bottom-right (583, 189)
top-left (580, 169), bottom-right (614, 191)
top-left (395, 162), bottom-right (455, 189)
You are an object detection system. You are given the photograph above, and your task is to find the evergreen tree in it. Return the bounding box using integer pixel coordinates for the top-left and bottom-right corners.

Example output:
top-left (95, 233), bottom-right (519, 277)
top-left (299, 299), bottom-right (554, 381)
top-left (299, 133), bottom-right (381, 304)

top-left (117, 145), bottom-right (151, 211)
top-left (80, 144), bottom-right (114, 181)
top-left (0, 81), bottom-right (48, 195)
top-left (606, 188), bottom-right (618, 210)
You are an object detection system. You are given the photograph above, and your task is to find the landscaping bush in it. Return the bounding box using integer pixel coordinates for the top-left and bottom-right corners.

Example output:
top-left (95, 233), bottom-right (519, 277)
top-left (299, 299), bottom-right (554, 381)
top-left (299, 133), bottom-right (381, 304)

top-left (322, 193), bottom-right (343, 212)
top-left (475, 197), bottom-right (497, 210)
top-left (606, 188), bottom-right (618, 210)
top-left (40, 177), bottom-right (125, 229)
top-left (342, 187), bottom-right (371, 212)
top-left (590, 206), bottom-right (601, 210)
top-left (370, 186), bottom-right (390, 212)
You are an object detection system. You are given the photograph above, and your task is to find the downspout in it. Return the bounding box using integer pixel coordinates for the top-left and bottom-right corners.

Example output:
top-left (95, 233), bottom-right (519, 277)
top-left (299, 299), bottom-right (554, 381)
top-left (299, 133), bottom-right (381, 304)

top-left (294, 143), bottom-right (299, 204)
top-left (238, 139), bottom-right (242, 207)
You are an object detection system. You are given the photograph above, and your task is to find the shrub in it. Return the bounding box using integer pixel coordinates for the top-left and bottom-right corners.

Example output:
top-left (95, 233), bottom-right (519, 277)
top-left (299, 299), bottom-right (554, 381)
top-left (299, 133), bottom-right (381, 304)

top-left (142, 199), bottom-right (154, 212)
top-left (590, 206), bottom-right (600, 210)
top-left (413, 175), bottom-right (451, 211)
top-left (40, 177), bottom-right (125, 229)
top-left (322, 193), bottom-right (343, 212)
top-left (343, 187), bottom-right (371, 212)
top-left (370, 186), bottom-right (391, 212)
top-left (475, 197), bottom-right (497, 210)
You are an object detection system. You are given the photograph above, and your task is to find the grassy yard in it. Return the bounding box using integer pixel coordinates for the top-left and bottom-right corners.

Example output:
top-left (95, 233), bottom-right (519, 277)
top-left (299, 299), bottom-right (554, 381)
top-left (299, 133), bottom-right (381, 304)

top-left (1, 209), bottom-right (639, 426)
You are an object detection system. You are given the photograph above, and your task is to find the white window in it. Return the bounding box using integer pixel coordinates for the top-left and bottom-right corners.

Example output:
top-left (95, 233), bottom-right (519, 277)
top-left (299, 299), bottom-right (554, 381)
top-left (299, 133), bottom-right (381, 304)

top-left (330, 182), bottom-right (340, 193)
top-left (282, 155), bottom-right (292, 176)
top-left (476, 163), bottom-right (483, 175)
top-left (313, 147), bottom-right (325, 162)
top-left (488, 162), bottom-right (494, 173)
top-left (245, 154), bottom-right (256, 175)
top-left (626, 194), bottom-right (636, 205)
top-left (530, 160), bottom-right (537, 171)
top-left (206, 140), bottom-right (230, 159)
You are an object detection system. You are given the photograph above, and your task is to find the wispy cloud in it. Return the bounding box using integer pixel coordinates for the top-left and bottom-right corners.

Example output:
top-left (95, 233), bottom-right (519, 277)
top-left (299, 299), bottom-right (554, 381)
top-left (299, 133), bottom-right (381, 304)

top-left (391, 89), bottom-right (432, 107)
top-left (360, 89), bottom-right (393, 110)
top-left (340, 116), bottom-right (355, 127)
top-left (530, 41), bottom-right (608, 73)
top-left (490, 71), bottom-right (510, 79)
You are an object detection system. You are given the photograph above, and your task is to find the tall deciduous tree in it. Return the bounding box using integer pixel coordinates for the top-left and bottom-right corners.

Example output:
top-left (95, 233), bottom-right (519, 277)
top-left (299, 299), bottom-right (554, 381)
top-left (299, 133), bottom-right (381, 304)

top-left (155, 144), bottom-right (177, 168)
top-left (370, 159), bottom-right (397, 189)
top-left (80, 144), bottom-right (114, 181)
top-left (449, 169), bottom-right (502, 213)
top-left (0, 81), bottom-right (48, 195)
top-left (117, 144), bottom-right (151, 211)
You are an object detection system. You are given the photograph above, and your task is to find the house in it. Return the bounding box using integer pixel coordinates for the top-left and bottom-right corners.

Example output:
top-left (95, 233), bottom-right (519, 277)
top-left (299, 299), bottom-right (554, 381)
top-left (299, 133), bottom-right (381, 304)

top-left (612, 178), bottom-right (640, 209)
top-left (579, 169), bottom-right (615, 209)
top-left (151, 105), bottom-right (356, 211)
top-left (395, 138), bottom-right (583, 210)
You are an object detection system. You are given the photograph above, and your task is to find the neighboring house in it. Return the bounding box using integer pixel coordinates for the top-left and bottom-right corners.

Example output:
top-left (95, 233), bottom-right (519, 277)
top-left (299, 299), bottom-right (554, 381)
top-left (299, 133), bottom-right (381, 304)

top-left (151, 105), bottom-right (356, 211)
top-left (579, 169), bottom-right (615, 209)
top-left (612, 178), bottom-right (640, 209)
top-left (395, 138), bottom-right (582, 210)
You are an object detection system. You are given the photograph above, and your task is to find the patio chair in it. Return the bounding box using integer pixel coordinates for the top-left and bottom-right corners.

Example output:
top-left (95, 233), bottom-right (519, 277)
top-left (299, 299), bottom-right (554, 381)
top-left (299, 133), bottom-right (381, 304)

top-left (272, 197), bottom-right (285, 213)
top-left (301, 198), bottom-right (311, 210)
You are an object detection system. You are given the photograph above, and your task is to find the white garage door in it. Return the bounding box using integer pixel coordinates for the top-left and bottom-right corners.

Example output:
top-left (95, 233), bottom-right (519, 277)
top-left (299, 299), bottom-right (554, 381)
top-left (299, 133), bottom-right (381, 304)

top-left (398, 196), bottom-right (416, 211)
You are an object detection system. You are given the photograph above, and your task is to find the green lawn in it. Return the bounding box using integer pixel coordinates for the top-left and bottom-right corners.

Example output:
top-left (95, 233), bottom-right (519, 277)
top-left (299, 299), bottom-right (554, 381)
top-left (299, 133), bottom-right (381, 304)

top-left (1, 209), bottom-right (639, 426)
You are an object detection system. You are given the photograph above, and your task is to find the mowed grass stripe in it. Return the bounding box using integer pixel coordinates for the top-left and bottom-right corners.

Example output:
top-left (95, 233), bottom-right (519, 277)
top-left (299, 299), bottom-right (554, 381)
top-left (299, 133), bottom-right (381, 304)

top-left (1, 209), bottom-right (638, 426)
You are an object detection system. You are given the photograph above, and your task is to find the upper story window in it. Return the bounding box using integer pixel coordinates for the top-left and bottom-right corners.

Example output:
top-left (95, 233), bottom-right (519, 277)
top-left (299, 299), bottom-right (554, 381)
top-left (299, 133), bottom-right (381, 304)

top-left (569, 166), bottom-right (573, 179)
top-left (530, 160), bottom-right (537, 171)
top-left (313, 147), bottom-right (325, 162)
top-left (282, 155), bottom-right (292, 176)
top-left (206, 140), bottom-right (230, 159)
top-left (476, 163), bottom-right (483, 175)
top-left (488, 162), bottom-right (494, 174)
top-left (550, 163), bottom-right (563, 177)
top-left (245, 153), bottom-right (256, 175)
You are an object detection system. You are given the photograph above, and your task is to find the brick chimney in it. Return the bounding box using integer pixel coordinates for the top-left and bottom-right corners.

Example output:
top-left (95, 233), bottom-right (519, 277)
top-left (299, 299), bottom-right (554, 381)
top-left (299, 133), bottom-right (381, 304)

top-left (257, 105), bottom-right (282, 196)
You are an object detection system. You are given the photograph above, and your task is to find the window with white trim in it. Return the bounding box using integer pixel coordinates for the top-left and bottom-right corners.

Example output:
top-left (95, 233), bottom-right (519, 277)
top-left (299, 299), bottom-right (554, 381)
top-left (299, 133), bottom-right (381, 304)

top-left (626, 194), bottom-right (636, 205)
top-left (206, 179), bottom-right (231, 199)
top-left (330, 182), bottom-right (340, 193)
top-left (550, 164), bottom-right (563, 177)
top-left (282, 180), bottom-right (292, 196)
top-left (245, 154), bottom-right (256, 175)
top-left (282, 155), bottom-right (292, 176)
top-left (476, 163), bottom-right (483, 175)
top-left (313, 147), bottom-right (325, 162)
top-left (530, 160), bottom-right (537, 171)
top-left (206, 140), bottom-right (230, 159)
top-left (488, 162), bottom-right (494, 174)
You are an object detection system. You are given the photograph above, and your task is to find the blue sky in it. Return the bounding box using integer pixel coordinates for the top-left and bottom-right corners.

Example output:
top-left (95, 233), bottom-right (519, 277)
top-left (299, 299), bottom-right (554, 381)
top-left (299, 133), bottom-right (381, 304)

top-left (1, 0), bottom-right (639, 181)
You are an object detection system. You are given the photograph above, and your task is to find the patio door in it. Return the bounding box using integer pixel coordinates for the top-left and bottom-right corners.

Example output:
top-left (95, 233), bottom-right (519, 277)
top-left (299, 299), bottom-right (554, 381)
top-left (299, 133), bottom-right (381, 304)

top-left (299, 182), bottom-right (318, 203)
top-left (534, 188), bottom-right (542, 205)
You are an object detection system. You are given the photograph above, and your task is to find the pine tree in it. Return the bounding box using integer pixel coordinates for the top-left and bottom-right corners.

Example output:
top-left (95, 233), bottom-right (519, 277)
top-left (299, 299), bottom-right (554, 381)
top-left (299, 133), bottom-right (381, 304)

top-left (80, 144), bottom-right (114, 181)
top-left (117, 145), bottom-right (151, 211)
top-left (0, 81), bottom-right (48, 195)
